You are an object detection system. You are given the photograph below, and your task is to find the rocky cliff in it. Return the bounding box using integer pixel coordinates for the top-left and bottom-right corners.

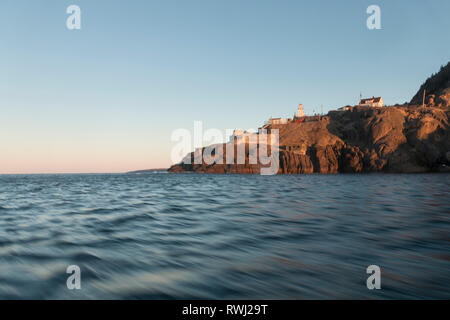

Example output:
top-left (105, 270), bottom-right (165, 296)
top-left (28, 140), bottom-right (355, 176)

top-left (410, 62), bottom-right (450, 108)
top-left (169, 63), bottom-right (450, 174)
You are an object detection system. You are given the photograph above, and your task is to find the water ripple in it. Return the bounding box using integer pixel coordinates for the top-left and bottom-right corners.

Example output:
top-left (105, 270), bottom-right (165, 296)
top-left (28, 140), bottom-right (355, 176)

top-left (0, 173), bottom-right (449, 299)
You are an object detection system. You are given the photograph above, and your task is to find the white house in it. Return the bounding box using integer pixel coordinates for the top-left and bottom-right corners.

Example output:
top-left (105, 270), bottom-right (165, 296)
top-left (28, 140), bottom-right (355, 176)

top-left (269, 117), bottom-right (284, 125)
top-left (360, 96), bottom-right (383, 107)
top-left (229, 129), bottom-right (258, 145)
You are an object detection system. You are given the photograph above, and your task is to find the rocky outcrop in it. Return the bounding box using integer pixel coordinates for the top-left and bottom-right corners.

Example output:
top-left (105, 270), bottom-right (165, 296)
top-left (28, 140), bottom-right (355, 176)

top-left (168, 105), bottom-right (450, 174)
top-left (326, 106), bottom-right (449, 173)
top-left (169, 63), bottom-right (450, 174)
top-left (410, 62), bottom-right (450, 108)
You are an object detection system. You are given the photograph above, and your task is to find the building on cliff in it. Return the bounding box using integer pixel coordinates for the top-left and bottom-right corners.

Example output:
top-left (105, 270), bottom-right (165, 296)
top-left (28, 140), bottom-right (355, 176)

top-left (359, 96), bottom-right (383, 107)
top-left (269, 117), bottom-right (284, 125)
top-left (267, 104), bottom-right (306, 126)
top-left (229, 129), bottom-right (259, 145)
top-left (337, 105), bottom-right (352, 112)
top-left (229, 129), bottom-right (277, 148)
top-left (297, 104), bottom-right (305, 117)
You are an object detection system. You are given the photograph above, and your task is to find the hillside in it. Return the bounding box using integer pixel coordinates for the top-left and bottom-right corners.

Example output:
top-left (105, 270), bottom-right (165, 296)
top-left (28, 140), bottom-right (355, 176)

top-left (169, 63), bottom-right (450, 174)
top-left (169, 105), bottom-right (449, 174)
top-left (410, 62), bottom-right (450, 108)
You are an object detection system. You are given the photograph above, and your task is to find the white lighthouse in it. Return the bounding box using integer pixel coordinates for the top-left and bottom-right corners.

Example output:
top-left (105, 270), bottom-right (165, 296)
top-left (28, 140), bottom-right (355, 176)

top-left (297, 104), bottom-right (305, 117)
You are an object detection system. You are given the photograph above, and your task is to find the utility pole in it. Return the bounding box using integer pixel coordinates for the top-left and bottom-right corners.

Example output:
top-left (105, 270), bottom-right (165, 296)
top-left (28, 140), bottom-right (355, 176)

top-left (422, 89), bottom-right (426, 107)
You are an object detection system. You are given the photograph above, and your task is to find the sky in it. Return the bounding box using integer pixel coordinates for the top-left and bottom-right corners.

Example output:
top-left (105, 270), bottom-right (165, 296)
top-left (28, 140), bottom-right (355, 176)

top-left (1, 0), bottom-right (449, 173)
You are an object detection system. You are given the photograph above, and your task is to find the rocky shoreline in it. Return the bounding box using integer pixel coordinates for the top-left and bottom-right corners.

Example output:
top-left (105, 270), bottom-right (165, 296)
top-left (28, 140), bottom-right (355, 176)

top-left (169, 63), bottom-right (450, 174)
top-left (169, 105), bottom-right (450, 174)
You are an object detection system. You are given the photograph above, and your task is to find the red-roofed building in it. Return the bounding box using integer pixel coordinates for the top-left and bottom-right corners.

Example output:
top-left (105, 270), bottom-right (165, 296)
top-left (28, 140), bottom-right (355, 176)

top-left (359, 96), bottom-right (383, 107)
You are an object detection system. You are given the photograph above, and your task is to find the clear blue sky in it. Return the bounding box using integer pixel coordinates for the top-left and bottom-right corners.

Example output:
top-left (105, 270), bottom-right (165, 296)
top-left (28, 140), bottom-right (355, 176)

top-left (1, 0), bottom-right (449, 173)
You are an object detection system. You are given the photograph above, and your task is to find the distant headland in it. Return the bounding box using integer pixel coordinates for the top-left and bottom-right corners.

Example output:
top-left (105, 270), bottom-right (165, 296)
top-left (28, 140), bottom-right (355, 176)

top-left (127, 168), bottom-right (168, 174)
top-left (168, 62), bottom-right (450, 174)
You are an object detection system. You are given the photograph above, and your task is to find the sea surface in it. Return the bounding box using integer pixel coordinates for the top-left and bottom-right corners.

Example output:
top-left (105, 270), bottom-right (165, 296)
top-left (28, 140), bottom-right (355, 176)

top-left (0, 173), bottom-right (449, 299)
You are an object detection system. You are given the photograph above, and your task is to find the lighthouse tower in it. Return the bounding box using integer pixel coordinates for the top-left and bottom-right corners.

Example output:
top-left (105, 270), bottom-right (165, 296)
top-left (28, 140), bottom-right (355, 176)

top-left (297, 104), bottom-right (305, 118)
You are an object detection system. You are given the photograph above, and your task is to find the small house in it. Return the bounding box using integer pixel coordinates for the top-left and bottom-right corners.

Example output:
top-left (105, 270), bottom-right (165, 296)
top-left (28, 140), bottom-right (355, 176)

top-left (269, 117), bottom-right (284, 125)
top-left (359, 96), bottom-right (383, 107)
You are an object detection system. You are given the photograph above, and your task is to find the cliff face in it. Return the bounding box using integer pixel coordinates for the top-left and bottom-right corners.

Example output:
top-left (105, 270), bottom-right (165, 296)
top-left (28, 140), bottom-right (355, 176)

top-left (169, 63), bottom-right (450, 174)
top-left (323, 106), bottom-right (449, 173)
top-left (169, 105), bottom-right (450, 174)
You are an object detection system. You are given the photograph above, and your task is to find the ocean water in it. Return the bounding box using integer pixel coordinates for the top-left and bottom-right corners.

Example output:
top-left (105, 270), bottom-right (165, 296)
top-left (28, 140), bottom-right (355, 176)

top-left (0, 173), bottom-right (449, 299)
